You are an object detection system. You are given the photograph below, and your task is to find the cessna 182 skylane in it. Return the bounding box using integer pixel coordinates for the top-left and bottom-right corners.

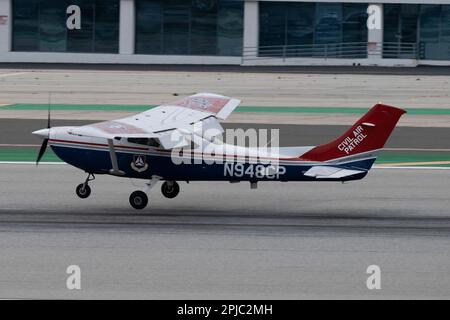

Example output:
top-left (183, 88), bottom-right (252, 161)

top-left (33, 93), bottom-right (406, 210)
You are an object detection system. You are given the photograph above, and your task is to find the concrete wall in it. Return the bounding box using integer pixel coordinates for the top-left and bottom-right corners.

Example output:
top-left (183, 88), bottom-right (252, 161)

top-left (0, 51), bottom-right (241, 64)
top-left (0, 0), bottom-right (11, 53)
top-left (0, 0), bottom-right (449, 66)
top-left (119, 0), bottom-right (135, 55)
top-left (243, 1), bottom-right (259, 52)
top-left (255, 0), bottom-right (450, 4)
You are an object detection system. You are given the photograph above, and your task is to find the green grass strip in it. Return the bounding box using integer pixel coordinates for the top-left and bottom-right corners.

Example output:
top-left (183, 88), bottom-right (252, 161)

top-left (377, 152), bottom-right (450, 166)
top-left (0, 148), bottom-right (60, 162)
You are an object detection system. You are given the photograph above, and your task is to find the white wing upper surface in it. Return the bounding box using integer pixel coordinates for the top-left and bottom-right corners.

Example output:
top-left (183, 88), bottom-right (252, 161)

top-left (69, 93), bottom-right (241, 149)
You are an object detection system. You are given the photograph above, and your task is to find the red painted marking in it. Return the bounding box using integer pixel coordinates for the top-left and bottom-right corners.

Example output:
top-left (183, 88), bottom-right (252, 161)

top-left (166, 96), bottom-right (230, 114)
top-left (49, 139), bottom-right (148, 151)
top-left (91, 121), bottom-right (147, 134)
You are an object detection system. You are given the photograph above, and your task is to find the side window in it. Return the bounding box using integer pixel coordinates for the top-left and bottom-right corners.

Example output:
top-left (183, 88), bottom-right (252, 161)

top-left (148, 138), bottom-right (161, 148)
top-left (127, 138), bottom-right (161, 148)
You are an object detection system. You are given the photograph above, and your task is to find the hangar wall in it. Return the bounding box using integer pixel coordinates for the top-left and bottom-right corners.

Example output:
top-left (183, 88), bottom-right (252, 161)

top-left (1, 0), bottom-right (450, 66)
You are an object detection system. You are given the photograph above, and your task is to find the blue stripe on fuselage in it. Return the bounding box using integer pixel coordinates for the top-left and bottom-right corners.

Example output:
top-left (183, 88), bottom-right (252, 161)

top-left (50, 145), bottom-right (371, 182)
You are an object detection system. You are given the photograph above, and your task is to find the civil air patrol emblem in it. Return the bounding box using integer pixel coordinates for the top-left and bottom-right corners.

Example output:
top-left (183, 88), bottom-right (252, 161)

top-left (131, 155), bottom-right (148, 172)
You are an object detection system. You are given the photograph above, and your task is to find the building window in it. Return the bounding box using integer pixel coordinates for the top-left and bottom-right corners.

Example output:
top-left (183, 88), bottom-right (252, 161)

top-left (384, 4), bottom-right (450, 60)
top-left (383, 4), bottom-right (419, 58)
top-left (12, 0), bottom-right (120, 53)
top-left (259, 2), bottom-right (368, 58)
top-left (419, 5), bottom-right (450, 60)
top-left (135, 0), bottom-right (243, 56)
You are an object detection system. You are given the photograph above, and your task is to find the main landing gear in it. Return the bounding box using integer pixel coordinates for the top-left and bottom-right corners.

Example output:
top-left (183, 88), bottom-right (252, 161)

top-left (76, 173), bottom-right (95, 199)
top-left (129, 179), bottom-right (181, 210)
top-left (129, 191), bottom-right (148, 210)
top-left (161, 181), bottom-right (180, 199)
top-left (74, 174), bottom-right (181, 210)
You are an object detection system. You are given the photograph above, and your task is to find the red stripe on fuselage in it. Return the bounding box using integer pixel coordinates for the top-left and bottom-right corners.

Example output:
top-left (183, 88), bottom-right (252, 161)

top-left (49, 139), bottom-right (149, 151)
top-left (49, 138), bottom-right (316, 162)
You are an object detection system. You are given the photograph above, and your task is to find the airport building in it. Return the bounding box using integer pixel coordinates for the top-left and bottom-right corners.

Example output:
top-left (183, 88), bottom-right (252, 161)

top-left (1, 0), bottom-right (450, 66)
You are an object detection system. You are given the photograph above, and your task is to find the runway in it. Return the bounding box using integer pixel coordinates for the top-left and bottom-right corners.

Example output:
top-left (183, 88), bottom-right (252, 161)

top-left (0, 65), bottom-right (449, 299)
top-left (2, 119), bottom-right (450, 148)
top-left (0, 164), bottom-right (449, 299)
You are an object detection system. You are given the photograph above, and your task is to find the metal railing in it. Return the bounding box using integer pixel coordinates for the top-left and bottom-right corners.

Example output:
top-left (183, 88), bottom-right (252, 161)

top-left (382, 42), bottom-right (419, 59)
top-left (242, 42), bottom-right (419, 63)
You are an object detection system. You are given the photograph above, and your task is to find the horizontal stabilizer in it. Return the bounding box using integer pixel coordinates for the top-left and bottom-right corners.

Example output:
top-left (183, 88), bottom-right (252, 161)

top-left (304, 166), bottom-right (365, 179)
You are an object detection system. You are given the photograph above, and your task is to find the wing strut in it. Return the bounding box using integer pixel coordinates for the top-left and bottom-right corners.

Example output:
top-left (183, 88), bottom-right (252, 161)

top-left (107, 139), bottom-right (125, 176)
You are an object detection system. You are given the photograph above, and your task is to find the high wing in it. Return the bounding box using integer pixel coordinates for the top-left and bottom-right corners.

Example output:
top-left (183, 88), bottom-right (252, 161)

top-left (69, 93), bottom-right (241, 149)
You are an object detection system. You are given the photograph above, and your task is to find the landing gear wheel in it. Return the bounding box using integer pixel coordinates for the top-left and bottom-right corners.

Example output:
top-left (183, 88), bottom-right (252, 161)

top-left (129, 191), bottom-right (148, 210)
top-left (76, 184), bottom-right (91, 199)
top-left (161, 181), bottom-right (180, 199)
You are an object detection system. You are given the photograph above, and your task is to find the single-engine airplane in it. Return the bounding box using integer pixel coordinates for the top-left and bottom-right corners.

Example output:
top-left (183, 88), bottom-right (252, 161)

top-left (33, 93), bottom-right (405, 209)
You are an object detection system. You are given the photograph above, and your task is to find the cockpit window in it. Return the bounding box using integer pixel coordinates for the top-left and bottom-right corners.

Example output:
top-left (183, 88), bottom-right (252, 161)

top-left (127, 138), bottom-right (161, 148)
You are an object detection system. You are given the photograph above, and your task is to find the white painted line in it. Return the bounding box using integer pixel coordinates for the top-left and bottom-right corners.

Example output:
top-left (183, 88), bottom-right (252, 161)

top-left (0, 161), bottom-right (65, 165)
top-left (0, 144), bottom-right (40, 147)
top-left (383, 148), bottom-right (450, 152)
top-left (373, 165), bottom-right (450, 170)
top-left (0, 72), bottom-right (27, 78)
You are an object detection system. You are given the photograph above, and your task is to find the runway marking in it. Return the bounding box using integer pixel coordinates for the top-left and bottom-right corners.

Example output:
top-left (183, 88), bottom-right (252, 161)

top-left (0, 161), bottom-right (65, 165)
top-left (0, 72), bottom-right (27, 78)
top-left (383, 148), bottom-right (450, 152)
top-left (376, 161), bottom-right (450, 167)
top-left (0, 144), bottom-right (40, 147)
top-left (373, 165), bottom-right (450, 170)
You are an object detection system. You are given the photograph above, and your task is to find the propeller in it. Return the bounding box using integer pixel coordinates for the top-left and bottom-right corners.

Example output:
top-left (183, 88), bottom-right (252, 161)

top-left (36, 136), bottom-right (49, 165)
top-left (35, 94), bottom-right (51, 165)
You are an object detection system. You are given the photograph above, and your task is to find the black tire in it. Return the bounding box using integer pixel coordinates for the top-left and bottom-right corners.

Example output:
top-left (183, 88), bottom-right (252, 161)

top-left (161, 181), bottom-right (180, 199)
top-left (76, 184), bottom-right (91, 199)
top-left (129, 191), bottom-right (148, 210)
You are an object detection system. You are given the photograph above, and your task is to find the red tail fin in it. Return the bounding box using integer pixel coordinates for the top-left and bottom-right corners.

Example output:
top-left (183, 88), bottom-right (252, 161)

top-left (300, 104), bottom-right (406, 162)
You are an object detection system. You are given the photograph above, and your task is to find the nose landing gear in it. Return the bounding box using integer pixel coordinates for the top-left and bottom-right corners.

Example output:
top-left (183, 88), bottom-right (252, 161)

top-left (76, 173), bottom-right (95, 199)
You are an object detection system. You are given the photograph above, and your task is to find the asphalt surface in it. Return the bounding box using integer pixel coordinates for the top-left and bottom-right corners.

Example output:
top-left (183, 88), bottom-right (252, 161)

top-left (0, 164), bottom-right (449, 299)
top-left (3, 63), bottom-right (450, 75)
top-left (1, 66), bottom-right (449, 299)
top-left (2, 119), bottom-right (450, 149)
top-left (2, 67), bottom-right (450, 108)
